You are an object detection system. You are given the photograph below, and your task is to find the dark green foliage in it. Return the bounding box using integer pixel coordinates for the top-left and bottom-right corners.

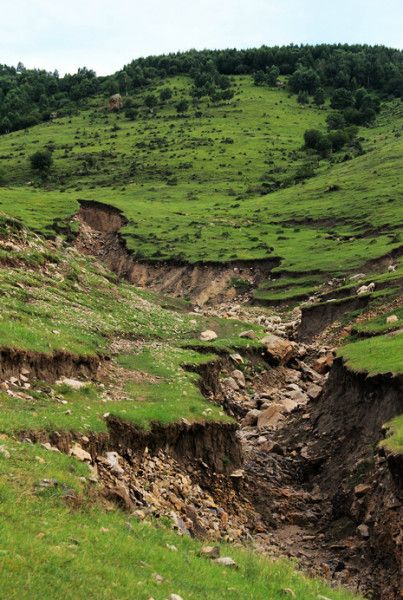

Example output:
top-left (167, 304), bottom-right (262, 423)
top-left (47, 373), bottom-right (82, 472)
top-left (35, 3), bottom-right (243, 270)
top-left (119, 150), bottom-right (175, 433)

top-left (313, 88), bottom-right (325, 106)
top-left (124, 107), bottom-right (137, 121)
top-left (297, 90), bottom-right (310, 104)
top-left (289, 67), bottom-right (320, 94)
top-left (326, 112), bottom-right (346, 130)
top-left (30, 149), bottom-right (53, 173)
top-left (144, 94), bottom-right (158, 109)
top-left (304, 129), bottom-right (323, 149)
top-left (176, 99), bottom-right (189, 114)
top-left (0, 45), bottom-right (402, 135)
top-left (160, 87), bottom-right (173, 101)
top-left (331, 88), bottom-right (354, 109)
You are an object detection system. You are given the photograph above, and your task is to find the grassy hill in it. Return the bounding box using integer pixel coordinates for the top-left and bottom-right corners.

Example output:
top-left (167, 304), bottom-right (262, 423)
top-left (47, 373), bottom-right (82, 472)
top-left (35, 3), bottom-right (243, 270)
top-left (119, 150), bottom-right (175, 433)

top-left (0, 76), bottom-right (401, 304)
top-left (0, 57), bottom-right (402, 599)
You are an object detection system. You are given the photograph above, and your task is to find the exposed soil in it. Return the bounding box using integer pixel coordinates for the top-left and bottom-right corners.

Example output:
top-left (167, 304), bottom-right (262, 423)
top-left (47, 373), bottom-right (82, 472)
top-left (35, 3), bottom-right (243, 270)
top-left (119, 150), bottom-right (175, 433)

top-left (75, 200), bottom-right (280, 305)
top-left (0, 346), bottom-right (100, 381)
top-left (298, 296), bottom-right (371, 342)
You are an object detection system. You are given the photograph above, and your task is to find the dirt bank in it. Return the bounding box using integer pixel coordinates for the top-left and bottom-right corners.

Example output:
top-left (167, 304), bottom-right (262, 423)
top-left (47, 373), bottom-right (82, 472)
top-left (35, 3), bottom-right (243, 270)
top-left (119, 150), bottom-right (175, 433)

top-left (75, 200), bottom-right (280, 305)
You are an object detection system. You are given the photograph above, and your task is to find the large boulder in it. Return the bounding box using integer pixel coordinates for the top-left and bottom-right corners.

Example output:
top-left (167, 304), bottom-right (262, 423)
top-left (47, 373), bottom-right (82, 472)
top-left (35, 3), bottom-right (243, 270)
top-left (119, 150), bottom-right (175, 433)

top-left (108, 93), bottom-right (123, 111)
top-left (260, 334), bottom-right (295, 365)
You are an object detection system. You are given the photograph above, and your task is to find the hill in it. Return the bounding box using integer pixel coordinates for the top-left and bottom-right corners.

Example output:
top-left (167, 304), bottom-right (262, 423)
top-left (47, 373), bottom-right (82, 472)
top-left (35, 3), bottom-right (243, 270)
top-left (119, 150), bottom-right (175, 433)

top-left (0, 45), bottom-right (402, 599)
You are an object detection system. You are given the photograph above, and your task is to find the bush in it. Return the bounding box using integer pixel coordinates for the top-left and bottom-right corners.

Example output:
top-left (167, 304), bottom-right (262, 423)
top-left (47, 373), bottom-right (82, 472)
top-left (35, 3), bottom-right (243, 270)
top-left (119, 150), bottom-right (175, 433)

top-left (304, 129), bottom-right (323, 149)
top-left (176, 99), bottom-right (189, 114)
top-left (159, 87), bottom-right (173, 102)
top-left (30, 149), bottom-right (53, 173)
top-left (326, 112), bottom-right (345, 130)
top-left (297, 91), bottom-right (309, 104)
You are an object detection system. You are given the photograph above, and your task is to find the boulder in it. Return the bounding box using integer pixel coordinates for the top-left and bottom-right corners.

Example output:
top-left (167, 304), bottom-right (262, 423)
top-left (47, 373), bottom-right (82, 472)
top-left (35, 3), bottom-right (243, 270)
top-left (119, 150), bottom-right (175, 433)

top-left (200, 330), bottom-right (218, 341)
top-left (108, 93), bottom-right (123, 111)
top-left (241, 409), bottom-right (260, 426)
top-left (257, 403), bottom-right (285, 429)
top-left (260, 335), bottom-right (295, 365)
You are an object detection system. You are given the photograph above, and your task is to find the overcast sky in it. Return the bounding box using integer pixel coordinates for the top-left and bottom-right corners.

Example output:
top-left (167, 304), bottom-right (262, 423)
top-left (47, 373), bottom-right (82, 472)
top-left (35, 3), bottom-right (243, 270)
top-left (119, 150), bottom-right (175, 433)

top-left (1, 0), bottom-right (402, 76)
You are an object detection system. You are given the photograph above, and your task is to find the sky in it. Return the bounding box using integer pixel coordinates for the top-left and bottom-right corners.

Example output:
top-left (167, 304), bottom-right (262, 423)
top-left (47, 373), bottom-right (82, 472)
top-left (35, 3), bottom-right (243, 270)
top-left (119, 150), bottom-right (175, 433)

top-left (1, 0), bottom-right (402, 76)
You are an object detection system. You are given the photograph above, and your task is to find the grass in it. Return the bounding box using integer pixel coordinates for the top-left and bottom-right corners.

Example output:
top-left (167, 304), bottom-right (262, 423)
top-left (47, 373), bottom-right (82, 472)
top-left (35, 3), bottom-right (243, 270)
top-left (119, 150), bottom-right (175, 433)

top-left (0, 77), bottom-right (401, 303)
top-left (0, 437), bottom-right (362, 600)
top-left (339, 332), bottom-right (403, 375)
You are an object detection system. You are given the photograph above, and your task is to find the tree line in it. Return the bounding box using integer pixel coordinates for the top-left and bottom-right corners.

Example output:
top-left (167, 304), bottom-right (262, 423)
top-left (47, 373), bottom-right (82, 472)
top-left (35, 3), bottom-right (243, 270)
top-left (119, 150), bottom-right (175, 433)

top-left (1, 44), bottom-right (402, 134)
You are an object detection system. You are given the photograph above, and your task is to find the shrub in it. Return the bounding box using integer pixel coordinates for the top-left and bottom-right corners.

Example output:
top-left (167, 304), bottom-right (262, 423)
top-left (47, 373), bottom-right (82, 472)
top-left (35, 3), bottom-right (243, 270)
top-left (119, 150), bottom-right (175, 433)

top-left (30, 149), bottom-right (53, 173)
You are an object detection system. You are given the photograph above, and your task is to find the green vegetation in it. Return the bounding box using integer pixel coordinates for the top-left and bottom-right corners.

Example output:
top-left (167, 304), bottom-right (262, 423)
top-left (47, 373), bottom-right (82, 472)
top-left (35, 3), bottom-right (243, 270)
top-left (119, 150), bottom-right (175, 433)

top-left (339, 332), bottom-right (403, 375)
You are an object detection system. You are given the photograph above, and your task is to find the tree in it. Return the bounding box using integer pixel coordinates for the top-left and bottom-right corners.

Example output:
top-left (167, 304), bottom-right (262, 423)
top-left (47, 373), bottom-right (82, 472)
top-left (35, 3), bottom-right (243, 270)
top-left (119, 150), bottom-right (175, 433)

top-left (289, 67), bottom-right (320, 94)
top-left (30, 149), bottom-right (53, 173)
top-left (267, 65), bottom-right (280, 86)
top-left (326, 112), bottom-right (346, 130)
top-left (159, 87), bottom-right (173, 102)
top-left (176, 99), bottom-right (189, 114)
top-left (297, 90), bottom-right (309, 104)
top-left (313, 88), bottom-right (325, 106)
top-left (304, 129), bottom-right (323, 149)
top-left (144, 94), bottom-right (158, 109)
top-left (331, 88), bottom-right (354, 110)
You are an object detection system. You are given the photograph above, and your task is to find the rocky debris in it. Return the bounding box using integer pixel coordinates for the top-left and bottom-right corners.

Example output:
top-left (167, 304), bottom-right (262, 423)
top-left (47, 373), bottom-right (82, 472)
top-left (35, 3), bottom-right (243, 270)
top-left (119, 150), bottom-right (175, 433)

top-left (260, 335), bottom-right (295, 365)
top-left (199, 330), bottom-right (218, 341)
top-left (357, 524), bottom-right (370, 539)
top-left (96, 448), bottom-right (252, 542)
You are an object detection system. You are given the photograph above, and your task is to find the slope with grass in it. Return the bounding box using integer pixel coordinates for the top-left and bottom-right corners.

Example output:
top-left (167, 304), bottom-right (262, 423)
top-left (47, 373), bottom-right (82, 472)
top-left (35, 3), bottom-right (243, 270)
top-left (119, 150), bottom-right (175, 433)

top-left (0, 77), bottom-right (401, 304)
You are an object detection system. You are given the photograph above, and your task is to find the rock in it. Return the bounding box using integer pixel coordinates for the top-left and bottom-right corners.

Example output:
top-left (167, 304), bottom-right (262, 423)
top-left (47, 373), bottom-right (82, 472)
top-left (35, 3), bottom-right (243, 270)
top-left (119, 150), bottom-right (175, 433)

top-left (307, 383), bottom-right (322, 400)
top-left (357, 523), bottom-right (369, 539)
top-left (317, 596), bottom-right (332, 600)
top-left (230, 469), bottom-right (244, 479)
top-left (231, 369), bottom-right (245, 388)
top-left (222, 377), bottom-right (239, 391)
top-left (56, 377), bottom-right (87, 391)
top-left (0, 445), bottom-right (10, 459)
top-left (286, 389), bottom-right (308, 405)
top-left (152, 572), bottom-right (164, 584)
top-left (260, 335), bottom-right (295, 365)
top-left (241, 409), bottom-right (260, 426)
top-left (200, 545), bottom-right (220, 558)
top-left (105, 451), bottom-right (124, 476)
top-left (69, 443), bottom-right (91, 462)
top-left (214, 556), bottom-right (238, 568)
top-left (168, 595), bottom-right (184, 600)
top-left (239, 330), bottom-right (256, 339)
top-left (230, 353), bottom-right (243, 364)
top-left (257, 404), bottom-right (285, 429)
top-left (313, 354), bottom-right (333, 374)
top-left (386, 314), bottom-right (398, 324)
top-left (354, 483), bottom-right (371, 497)
top-left (108, 93), bottom-right (123, 111)
top-left (200, 330), bottom-right (218, 341)
top-left (280, 397), bottom-right (299, 413)
top-left (105, 483), bottom-right (134, 511)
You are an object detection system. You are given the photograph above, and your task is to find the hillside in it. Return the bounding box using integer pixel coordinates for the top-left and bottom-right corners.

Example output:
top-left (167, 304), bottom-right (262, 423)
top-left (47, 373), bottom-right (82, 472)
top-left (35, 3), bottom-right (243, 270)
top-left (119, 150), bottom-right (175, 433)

top-left (0, 46), bottom-right (402, 600)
